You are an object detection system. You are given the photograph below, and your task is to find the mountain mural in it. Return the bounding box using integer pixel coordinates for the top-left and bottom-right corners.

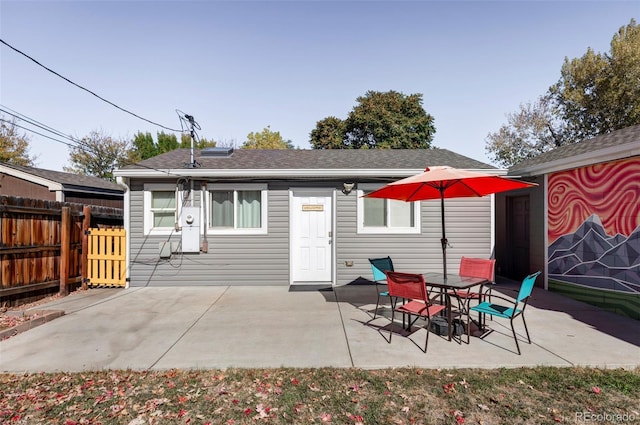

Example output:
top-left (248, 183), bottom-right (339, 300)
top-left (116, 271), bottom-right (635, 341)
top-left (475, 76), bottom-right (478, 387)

top-left (548, 214), bottom-right (640, 293)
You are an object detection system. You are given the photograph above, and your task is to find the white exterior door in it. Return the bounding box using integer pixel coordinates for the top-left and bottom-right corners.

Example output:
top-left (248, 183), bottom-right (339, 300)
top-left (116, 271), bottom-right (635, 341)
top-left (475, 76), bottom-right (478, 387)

top-left (291, 189), bottom-right (333, 284)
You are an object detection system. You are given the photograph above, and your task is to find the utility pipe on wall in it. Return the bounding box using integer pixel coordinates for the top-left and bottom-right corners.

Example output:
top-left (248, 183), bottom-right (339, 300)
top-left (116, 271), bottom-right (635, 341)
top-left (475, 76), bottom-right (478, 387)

top-left (201, 181), bottom-right (208, 253)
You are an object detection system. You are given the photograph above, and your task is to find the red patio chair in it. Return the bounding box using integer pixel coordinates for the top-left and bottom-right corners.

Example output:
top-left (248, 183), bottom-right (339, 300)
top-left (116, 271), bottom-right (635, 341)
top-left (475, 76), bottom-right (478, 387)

top-left (448, 257), bottom-right (495, 342)
top-left (385, 271), bottom-right (446, 353)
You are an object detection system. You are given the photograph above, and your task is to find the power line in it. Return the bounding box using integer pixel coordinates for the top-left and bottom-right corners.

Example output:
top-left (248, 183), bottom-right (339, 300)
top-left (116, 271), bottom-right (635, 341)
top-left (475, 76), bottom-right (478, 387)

top-left (0, 117), bottom-right (79, 150)
top-left (0, 38), bottom-right (183, 132)
top-left (1, 107), bottom-right (186, 177)
top-left (0, 105), bottom-right (80, 145)
top-left (0, 105), bottom-right (104, 158)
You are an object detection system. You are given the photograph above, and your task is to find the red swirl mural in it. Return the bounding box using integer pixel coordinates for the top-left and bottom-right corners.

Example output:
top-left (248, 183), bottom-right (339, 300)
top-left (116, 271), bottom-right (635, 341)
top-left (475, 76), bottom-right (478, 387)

top-left (548, 157), bottom-right (640, 244)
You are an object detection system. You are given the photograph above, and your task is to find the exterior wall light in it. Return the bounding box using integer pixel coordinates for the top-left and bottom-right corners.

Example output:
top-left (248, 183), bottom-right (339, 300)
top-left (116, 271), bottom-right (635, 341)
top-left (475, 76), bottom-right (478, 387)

top-left (342, 182), bottom-right (355, 195)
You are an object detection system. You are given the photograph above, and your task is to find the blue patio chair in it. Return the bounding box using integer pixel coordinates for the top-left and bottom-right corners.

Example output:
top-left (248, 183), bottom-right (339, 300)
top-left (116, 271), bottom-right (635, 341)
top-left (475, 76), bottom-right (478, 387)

top-left (368, 257), bottom-right (394, 318)
top-left (470, 271), bottom-right (541, 354)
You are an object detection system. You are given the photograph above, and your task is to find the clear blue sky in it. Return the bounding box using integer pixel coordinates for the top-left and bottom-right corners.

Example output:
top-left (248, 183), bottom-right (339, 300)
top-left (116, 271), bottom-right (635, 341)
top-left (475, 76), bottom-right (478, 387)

top-left (1, 1), bottom-right (637, 171)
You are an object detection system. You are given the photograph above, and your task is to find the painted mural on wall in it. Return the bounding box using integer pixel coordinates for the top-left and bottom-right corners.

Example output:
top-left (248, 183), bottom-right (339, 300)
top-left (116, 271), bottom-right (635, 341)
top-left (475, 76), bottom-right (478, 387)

top-left (547, 157), bottom-right (640, 294)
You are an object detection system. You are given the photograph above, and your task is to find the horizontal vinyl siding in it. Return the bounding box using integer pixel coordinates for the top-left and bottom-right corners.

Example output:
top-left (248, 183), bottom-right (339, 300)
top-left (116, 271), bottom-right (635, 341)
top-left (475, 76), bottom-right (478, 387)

top-left (335, 193), bottom-right (493, 285)
top-left (128, 181), bottom-right (288, 286)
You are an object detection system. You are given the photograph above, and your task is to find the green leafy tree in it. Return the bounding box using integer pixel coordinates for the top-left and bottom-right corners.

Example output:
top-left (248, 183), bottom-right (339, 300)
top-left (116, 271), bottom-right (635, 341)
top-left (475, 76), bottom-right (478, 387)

top-left (157, 131), bottom-right (179, 153)
top-left (488, 20), bottom-right (640, 167)
top-left (242, 126), bottom-right (294, 149)
top-left (550, 19), bottom-right (640, 143)
top-left (310, 117), bottom-right (347, 149)
top-left (310, 90), bottom-right (435, 149)
top-left (129, 131), bottom-right (157, 162)
top-left (550, 19), bottom-right (640, 142)
top-left (64, 130), bottom-right (132, 181)
top-left (0, 115), bottom-right (37, 166)
top-left (180, 133), bottom-right (217, 149)
top-left (485, 96), bottom-right (566, 168)
top-left (345, 91), bottom-right (435, 149)
top-left (129, 131), bottom-right (217, 161)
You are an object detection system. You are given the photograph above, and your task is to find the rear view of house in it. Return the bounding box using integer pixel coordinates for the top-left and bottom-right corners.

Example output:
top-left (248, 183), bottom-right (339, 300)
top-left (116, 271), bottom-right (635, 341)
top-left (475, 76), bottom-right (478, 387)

top-left (114, 148), bottom-right (503, 288)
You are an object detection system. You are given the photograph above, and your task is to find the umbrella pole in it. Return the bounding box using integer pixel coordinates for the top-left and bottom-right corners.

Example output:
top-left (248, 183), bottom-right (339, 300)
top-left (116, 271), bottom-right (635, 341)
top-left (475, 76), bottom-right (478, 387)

top-left (440, 192), bottom-right (447, 280)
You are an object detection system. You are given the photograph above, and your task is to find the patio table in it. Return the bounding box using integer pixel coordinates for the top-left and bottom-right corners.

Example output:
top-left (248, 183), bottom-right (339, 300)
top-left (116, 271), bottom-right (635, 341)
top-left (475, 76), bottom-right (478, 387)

top-left (422, 272), bottom-right (490, 341)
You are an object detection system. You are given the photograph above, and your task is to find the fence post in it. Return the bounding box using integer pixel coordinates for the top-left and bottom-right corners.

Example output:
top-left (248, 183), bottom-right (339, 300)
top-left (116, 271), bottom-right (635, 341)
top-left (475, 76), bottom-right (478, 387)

top-left (81, 205), bottom-right (91, 290)
top-left (59, 206), bottom-right (70, 296)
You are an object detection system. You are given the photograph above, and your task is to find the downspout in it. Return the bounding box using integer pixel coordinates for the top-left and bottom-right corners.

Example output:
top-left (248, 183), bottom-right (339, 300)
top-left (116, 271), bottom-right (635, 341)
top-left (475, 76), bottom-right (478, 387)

top-left (201, 181), bottom-right (208, 253)
top-left (190, 179), bottom-right (194, 207)
top-left (175, 182), bottom-right (181, 231)
top-left (116, 176), bottom-right (131, 288)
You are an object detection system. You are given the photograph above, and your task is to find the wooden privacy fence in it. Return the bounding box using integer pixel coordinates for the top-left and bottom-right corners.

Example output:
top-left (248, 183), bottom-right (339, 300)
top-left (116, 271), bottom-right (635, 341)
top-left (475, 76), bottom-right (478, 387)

top-left (86, 228), bottom-right (126, 287)
top-left (0, 196), bottom-right (123, 305)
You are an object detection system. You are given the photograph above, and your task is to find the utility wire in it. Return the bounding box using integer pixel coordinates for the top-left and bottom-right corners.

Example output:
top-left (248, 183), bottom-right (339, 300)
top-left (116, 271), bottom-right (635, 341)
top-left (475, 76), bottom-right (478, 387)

top-left (2, 115), bottom-right (185, 177)
top-left (0, 118), bottom-right (79, 150)
top-left (0, 38), bottom-right (183, 132)
top-left (2, 105), bottom-right (195, 177)
top-left (1, 105), bottom-right (80, 145)
top-left (0, 105), bottom-right (104, 158)
top-left (2, 107), bottom-right (203, 174)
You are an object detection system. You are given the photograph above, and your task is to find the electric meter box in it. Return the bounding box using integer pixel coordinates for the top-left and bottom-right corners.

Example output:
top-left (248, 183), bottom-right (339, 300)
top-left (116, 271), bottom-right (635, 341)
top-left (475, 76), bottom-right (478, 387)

top-left (181, 207), bottom-right (200, 253)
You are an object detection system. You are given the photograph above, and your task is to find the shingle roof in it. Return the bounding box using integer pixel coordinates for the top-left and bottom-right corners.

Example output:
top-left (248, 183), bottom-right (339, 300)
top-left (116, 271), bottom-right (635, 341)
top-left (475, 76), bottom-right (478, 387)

top-left (0, 162), bottom-right (124, 192)
top-left (120, 148), bottom-right (495, 173)
top-left (509, 125), bottom-right (640, 175)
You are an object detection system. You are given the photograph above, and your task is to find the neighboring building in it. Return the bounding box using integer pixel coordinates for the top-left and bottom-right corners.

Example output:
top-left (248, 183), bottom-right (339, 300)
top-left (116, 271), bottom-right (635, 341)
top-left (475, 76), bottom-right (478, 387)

top-left (503, 125), bottom-right (640, 319)
top-left (114, 148), bottom-right (504, 288)
top-left (0, 162), bottom-right (124, 208)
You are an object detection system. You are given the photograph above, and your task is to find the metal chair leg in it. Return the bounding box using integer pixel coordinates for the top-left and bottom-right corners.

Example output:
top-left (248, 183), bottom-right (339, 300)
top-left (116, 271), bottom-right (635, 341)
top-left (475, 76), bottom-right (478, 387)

top-left (388, 309), bottom-right (395, 344)
top-left (424, 317), bottom-right (432, 353)
top-left (510, 318), bottom-right (521, 355)
top-left (522, 314), bottom-right (531, 344)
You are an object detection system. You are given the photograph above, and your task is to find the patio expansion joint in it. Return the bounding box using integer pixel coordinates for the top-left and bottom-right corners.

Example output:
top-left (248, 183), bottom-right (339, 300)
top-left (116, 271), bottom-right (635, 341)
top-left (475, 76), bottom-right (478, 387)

top-left (147, 286), bottom-right (231, 370)
top-left (333, 288), bottom-right (355, 367)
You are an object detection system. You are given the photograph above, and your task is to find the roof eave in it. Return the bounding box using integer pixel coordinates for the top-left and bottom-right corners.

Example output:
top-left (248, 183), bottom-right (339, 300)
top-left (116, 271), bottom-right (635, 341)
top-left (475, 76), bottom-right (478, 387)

top-left (59, 184), bottom-right (125, 196)
top-left (114, 167), bottom-right (506, 178)
top-left (0, 164), bottom-right (63, 191)
top-left (510, 142), bottom-right (640, 176)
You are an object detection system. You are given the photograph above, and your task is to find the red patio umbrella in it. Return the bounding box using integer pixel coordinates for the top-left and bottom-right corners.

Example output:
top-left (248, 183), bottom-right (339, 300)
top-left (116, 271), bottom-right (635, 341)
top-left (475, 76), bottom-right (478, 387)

top-left (365, 166), bottom-right (537, 279)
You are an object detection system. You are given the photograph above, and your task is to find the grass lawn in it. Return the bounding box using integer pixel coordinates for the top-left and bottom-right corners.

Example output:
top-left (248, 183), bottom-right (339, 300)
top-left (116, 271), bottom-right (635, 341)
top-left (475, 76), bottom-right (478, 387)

top-left (1, 367), bottom-right (638, 424)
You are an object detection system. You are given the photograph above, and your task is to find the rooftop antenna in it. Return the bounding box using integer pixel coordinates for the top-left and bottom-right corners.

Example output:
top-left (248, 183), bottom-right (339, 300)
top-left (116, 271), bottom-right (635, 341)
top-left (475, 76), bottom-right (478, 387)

top-left (176, 109), bottom-right (201, 168)
top-left (184, 114), bottom-right (197, 168)
top-left (176, 109), bottom-right (200, 168)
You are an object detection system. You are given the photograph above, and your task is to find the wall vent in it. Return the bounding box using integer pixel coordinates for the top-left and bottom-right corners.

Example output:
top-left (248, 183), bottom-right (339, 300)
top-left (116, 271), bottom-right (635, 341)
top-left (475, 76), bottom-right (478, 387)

top-left (201, 147), bottom-right (234, 157)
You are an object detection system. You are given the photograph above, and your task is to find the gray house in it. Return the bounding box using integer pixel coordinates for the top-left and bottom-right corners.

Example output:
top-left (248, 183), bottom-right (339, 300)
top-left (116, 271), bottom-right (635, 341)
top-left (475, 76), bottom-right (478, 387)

top-left (114, 148), bottom-right (504, 288)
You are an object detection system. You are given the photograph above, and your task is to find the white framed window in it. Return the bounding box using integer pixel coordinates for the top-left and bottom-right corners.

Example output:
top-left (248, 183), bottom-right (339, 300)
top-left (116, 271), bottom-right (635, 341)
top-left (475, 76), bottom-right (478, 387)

top-left (143, 183), bottom-right (183, 235)
top-left (357, 184), bottom-right (420, 234)
top-left (206, 183), bottom-right (268, 235)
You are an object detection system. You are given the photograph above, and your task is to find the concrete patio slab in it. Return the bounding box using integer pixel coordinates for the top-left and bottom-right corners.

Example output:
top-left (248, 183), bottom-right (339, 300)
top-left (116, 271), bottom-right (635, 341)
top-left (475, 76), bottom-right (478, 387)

top-left (0, 281), bottom-right (638, 373)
